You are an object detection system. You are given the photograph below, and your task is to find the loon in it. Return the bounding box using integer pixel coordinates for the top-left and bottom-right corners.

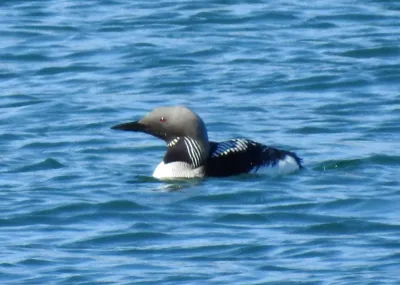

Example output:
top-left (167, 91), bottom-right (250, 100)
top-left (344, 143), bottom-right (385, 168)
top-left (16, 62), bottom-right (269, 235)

top-left (111, 106), bottom-right (302, 179)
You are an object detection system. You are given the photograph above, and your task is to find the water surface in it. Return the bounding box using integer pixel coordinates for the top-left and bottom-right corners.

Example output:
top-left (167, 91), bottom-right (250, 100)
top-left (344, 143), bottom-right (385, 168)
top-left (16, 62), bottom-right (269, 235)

top-left (1, 0), bottom-right (400, 284)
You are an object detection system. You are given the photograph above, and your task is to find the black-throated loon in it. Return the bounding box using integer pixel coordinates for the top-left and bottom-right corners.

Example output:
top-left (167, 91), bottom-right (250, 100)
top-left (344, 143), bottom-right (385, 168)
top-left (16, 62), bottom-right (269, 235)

top-left (111, 106), bottom-right (303, 179)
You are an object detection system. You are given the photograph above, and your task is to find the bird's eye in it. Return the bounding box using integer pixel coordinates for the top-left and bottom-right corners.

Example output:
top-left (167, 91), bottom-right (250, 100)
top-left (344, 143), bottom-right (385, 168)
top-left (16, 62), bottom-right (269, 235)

top-left (160, 117), bottom-right (166, 123)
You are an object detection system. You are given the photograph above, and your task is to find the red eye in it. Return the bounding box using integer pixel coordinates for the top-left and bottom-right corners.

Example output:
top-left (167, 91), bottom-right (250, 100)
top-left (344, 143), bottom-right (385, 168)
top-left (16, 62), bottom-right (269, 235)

top-left (160, 117), bottom-right (166, 123)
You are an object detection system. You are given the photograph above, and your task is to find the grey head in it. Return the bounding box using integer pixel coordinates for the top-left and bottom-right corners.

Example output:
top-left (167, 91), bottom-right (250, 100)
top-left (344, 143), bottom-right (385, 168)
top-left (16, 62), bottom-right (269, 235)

top-left (111, 106), bottom-right (209, 147)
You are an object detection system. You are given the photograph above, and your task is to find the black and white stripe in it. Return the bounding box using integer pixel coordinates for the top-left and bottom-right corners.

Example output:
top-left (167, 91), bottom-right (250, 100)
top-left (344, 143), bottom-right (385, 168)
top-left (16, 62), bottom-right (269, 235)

top-left (183, 137), bottom-right (203, 167)
top-left (164, 136), bottom-right (205, 168)
top-left (112, 105), bottom-right (303, 179)
top-left (205, 138), bottom-right (302, 177)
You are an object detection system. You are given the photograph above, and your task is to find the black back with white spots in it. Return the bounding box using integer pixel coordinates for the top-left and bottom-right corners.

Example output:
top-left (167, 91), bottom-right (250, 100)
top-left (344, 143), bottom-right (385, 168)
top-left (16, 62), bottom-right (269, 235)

top-left (204, 139), bottom-right (302, 177)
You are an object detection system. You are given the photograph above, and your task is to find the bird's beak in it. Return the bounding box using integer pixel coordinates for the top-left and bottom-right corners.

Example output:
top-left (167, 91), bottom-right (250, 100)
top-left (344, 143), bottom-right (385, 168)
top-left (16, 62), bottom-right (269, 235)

top-left (111, 121), bottom-right (147, 132)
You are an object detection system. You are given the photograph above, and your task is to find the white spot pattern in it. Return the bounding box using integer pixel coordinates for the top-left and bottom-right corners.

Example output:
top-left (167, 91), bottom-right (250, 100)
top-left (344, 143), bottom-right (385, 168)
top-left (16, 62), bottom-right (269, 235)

top-left (211, 139), bottom-right (255, 158)
top-left (168, 137), bottom-right (180, 147)
top-left (161, 137), bottom-right (301, 178)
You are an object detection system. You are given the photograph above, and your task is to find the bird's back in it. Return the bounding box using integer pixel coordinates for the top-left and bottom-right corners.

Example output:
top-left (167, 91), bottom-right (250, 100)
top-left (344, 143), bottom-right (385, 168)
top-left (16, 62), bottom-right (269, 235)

top-left (204, 139), bottom-right (302, 177)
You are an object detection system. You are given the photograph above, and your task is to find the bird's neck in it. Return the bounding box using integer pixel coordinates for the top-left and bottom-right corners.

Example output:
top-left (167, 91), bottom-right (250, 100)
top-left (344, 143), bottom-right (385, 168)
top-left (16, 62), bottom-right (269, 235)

top-left (164, 136), bottom-right (209, 168)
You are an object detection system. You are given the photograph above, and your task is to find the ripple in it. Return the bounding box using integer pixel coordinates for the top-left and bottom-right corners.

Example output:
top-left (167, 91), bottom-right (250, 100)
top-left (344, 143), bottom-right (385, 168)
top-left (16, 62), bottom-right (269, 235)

top-left (18, 258), bottom-right (53, 267)
top-left (10, 158), bottom-right (64, 173)
top-left (297, 220), bottom-right (400, 235)
top-left (71, 232), bottom-right (171, 247)
top-left (36, 65), bottom-right (102, 75)
top-left (2, 0), bottom-right (400, 284)
top-left (316, 155), bottom-right (400, 171)
top-left (3, 52), bottom-right (53, 62)
top-left (340, 46), bottom-right (400, 58)
top-left (214, 213), bottom-right (270, 225)
top-left (0, 95), bottom-right (46, 109)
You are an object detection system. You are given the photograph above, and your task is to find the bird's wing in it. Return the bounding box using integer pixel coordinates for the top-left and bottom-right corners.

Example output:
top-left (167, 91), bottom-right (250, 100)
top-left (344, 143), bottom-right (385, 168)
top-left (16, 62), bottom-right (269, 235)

top-left (205, 138), bottom-right (302, 177)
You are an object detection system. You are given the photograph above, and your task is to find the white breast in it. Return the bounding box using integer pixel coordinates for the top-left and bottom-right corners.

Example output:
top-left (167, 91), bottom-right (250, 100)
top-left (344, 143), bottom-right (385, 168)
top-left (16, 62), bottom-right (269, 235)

top-left (152, 161), bottom-right (205, 180)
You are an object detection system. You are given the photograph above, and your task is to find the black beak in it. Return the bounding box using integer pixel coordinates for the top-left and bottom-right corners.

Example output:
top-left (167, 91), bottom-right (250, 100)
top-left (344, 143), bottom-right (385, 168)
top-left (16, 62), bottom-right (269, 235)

top-left (111, 121), bottom-right (147, 132)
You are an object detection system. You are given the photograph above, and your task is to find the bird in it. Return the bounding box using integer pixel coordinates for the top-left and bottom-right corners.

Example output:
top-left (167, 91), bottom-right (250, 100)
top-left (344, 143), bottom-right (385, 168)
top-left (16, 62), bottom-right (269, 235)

top-left (111, 106), bottom-right (302, 179)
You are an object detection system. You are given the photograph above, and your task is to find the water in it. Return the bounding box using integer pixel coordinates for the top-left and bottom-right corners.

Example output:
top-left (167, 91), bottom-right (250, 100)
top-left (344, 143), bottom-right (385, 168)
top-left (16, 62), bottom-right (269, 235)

top-left (1, 0), bottom-right (400, 284)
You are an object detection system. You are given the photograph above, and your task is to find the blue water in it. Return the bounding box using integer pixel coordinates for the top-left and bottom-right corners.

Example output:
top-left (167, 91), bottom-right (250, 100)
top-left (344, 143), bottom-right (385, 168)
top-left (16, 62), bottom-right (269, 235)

top-left (1, 0), bottom-right (400, 284)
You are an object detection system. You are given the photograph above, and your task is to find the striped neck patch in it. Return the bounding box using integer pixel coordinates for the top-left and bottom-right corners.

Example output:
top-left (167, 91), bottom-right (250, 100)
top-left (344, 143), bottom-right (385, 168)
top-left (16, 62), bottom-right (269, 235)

top-left (167, 136), bottom-right (206, 168)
